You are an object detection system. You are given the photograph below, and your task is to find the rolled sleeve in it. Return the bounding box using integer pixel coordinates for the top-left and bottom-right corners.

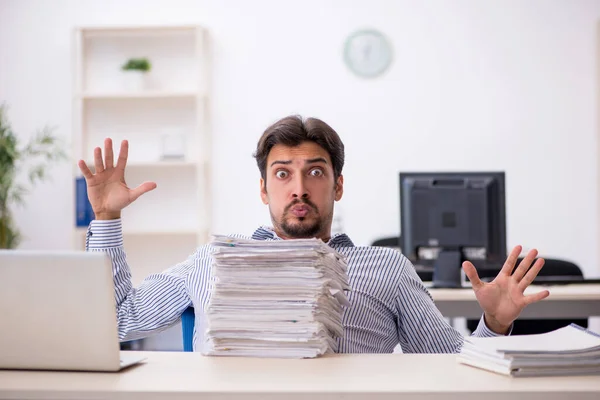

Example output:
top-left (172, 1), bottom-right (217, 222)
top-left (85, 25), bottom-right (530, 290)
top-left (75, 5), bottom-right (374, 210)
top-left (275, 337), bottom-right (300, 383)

top-left (471, 314), bottom-right (514, 337)
top-left (86, 219), bottom-right (124, 249)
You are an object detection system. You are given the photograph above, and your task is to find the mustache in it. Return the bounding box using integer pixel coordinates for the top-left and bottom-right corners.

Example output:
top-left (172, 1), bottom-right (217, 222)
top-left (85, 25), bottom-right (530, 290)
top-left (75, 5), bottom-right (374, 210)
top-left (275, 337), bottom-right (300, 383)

top-left (284, 198), bottom-right (318, 214)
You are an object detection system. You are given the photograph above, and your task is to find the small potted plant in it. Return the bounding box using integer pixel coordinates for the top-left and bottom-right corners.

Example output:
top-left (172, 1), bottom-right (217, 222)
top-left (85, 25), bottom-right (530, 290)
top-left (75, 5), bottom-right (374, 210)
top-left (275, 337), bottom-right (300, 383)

top-left (121, 57), bottom-right (151, 91)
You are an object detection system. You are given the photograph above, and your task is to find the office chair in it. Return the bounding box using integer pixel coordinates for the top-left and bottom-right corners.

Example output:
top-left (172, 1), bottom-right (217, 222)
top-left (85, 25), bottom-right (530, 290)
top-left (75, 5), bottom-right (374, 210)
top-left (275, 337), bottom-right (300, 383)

top-left (466, 258), bottom-right (588, 335)
top-left (181, 306), bottom-right (195, 352)
top-left (371, 236), bottom-right (401, 248)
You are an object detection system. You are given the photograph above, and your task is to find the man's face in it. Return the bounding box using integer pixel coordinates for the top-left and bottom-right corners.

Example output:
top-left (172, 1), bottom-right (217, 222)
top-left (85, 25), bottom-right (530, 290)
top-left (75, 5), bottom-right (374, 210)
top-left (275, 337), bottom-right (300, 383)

top-left (260, 141), bottom-right (343, 240)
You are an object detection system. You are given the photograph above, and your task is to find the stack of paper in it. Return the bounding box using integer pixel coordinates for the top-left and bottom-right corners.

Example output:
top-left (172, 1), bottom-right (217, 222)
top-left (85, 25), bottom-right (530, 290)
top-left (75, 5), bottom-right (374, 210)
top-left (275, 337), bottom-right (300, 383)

top-left (202, 235), bottom-right (351, 358)
top-left (457, 324), bottom-right (600, 377)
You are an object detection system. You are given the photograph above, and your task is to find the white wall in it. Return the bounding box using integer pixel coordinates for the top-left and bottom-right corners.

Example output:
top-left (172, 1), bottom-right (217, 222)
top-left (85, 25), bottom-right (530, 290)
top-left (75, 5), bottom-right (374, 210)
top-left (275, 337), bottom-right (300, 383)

top-left (1, 0), bottom-right (599, 279)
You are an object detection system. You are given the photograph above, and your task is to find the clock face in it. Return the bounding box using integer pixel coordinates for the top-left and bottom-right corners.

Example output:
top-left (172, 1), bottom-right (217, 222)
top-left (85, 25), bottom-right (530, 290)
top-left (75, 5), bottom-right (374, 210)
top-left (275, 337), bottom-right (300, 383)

top-left (343, 29), bottom-right (393, 78)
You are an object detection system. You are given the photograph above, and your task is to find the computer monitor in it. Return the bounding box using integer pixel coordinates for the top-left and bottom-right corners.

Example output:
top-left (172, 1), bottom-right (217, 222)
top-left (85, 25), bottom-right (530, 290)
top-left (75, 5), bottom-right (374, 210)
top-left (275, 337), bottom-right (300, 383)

top-left (399, 172), bottom-right (507, 288)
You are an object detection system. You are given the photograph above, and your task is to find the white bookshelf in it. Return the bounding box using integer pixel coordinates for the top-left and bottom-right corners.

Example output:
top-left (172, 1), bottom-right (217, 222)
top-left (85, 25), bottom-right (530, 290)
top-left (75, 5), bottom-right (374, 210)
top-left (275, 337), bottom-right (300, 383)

top-left (72, 25), bottom-right (211, 287)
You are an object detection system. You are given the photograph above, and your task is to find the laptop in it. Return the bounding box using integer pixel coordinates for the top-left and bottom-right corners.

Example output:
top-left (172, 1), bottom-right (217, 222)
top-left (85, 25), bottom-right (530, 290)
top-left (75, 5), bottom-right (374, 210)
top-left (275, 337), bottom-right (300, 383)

top-left (0, 250), bottom-right (146, 372)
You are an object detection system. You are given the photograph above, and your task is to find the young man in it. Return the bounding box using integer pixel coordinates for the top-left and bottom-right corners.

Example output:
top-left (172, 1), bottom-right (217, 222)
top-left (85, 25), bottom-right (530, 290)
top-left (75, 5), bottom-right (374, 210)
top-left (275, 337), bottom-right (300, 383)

top-left (78, 115), bottom-right (549, 353)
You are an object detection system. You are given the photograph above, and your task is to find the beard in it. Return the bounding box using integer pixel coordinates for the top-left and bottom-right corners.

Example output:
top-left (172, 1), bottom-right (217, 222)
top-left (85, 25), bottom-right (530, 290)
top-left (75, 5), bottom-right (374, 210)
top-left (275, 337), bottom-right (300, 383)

top-left (274, 198), bottom-right (323, 238)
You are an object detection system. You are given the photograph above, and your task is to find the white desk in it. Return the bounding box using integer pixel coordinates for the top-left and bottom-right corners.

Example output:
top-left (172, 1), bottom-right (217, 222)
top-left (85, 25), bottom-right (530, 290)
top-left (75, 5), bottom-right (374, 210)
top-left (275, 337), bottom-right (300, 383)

top-left (1, 352), bottom-right (599, 400)
top-left (428, 283), bottom-right (600, 319)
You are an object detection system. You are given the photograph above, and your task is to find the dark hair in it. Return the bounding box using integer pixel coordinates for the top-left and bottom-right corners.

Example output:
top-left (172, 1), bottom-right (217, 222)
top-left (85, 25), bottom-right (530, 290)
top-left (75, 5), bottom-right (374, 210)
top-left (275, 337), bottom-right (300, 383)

top-left (253, 115), bottom-right (345, 185)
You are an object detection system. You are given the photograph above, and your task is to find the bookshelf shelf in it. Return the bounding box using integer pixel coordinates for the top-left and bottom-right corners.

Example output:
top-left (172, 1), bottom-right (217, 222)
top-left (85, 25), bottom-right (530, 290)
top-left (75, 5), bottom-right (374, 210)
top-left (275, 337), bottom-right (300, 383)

top-left (83, 160), bottom-right (198, 169)
top-left (77, 91), bottom-right (200, 100)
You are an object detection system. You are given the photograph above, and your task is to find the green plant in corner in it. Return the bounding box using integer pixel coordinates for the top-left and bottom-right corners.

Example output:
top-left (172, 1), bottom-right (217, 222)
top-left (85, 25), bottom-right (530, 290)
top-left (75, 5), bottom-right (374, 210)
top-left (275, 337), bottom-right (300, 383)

top-left (121, 57), bottom-right (151, 72)
top-left (0, 103), bottom-right (66, 249)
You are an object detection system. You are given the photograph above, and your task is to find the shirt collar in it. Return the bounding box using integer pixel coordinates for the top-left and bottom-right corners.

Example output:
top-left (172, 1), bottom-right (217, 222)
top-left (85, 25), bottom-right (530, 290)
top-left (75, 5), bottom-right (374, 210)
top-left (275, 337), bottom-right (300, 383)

top-left (251, 226), bottom-right (355, 249)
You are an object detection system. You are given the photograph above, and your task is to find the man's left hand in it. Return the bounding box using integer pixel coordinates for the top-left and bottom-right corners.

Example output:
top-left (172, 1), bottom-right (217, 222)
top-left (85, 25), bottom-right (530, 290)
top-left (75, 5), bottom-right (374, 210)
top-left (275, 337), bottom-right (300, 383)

top-left (462, 245), bottom-right (550, 334)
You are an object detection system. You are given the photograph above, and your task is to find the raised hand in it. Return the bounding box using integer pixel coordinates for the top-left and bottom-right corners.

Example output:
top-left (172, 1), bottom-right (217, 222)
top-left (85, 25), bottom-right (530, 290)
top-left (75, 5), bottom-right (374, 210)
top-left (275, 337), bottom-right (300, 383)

top-left (462, 246), bottom-right (549, 334)
top-left (77, 138), bottom-right (157, 220)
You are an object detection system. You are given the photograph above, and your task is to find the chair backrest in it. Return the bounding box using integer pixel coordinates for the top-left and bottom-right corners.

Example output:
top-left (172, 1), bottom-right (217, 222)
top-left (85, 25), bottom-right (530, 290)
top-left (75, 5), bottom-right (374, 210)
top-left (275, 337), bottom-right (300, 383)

top-left (181, 306), bottom-right (195, 352)
top-left (533, 258), bottom-right (583, 277)
top-left (371, 236), bottom-right (401, 249)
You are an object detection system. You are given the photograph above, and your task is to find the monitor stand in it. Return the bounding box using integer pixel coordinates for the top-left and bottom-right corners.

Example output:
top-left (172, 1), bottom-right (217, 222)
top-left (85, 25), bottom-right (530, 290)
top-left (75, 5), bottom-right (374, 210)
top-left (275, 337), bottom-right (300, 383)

top-left (431, 249), bottom-right (463, 288)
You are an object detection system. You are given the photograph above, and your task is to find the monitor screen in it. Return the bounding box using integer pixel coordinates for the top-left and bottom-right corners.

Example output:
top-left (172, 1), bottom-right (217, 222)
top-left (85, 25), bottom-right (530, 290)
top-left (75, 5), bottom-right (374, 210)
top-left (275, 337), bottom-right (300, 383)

top-left (399, 172), bottom-right (507, 287)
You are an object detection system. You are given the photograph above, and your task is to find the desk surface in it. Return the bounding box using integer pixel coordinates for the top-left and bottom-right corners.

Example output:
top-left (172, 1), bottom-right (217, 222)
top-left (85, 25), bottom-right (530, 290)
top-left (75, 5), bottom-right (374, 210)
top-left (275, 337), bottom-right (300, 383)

top-left (1, 352), bottom-right (599, 400)
top-left (427, 283), bottom-right (600, 319)
top-left (428, 283), bottom-right (600, 301)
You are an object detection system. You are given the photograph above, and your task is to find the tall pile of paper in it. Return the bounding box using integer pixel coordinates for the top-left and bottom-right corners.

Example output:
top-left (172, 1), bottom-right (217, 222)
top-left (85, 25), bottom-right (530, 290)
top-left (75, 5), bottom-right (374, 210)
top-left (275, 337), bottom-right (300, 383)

top-left (457, 324), bottom-right (600, 377)
top-left (201, 235), bottom-right (351, 358)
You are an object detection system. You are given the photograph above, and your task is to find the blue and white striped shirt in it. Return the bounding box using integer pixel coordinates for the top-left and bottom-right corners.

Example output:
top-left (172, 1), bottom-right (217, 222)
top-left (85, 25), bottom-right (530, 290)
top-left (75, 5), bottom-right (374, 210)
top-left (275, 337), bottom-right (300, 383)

top-left (87, 219), bottom-right (502, 353)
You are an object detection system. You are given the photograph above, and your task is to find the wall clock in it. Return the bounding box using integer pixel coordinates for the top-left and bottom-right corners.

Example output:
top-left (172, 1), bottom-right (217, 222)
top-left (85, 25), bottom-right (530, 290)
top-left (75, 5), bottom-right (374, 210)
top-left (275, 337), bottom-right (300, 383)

top-left (343, 29), bottom-right (393, 78)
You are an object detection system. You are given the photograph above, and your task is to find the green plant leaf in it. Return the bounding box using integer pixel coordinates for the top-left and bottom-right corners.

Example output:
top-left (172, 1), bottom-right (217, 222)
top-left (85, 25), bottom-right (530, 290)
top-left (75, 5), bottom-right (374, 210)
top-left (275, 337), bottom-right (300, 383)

top-left (8, 183), bottom-right (27, 207)
top-left (0, 102), bottom-right (66, 249)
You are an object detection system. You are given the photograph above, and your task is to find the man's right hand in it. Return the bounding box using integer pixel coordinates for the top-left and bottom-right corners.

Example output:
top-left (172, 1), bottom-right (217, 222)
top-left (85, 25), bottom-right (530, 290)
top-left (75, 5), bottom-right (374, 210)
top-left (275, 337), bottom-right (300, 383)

top-left (77, 138), bottom-right (157, 220)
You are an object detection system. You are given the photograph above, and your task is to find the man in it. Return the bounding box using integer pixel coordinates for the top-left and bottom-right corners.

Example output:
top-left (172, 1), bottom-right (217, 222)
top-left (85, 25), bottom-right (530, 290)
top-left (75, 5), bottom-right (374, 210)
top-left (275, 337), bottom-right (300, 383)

top-left (78, 115), bottom-right (549, 353)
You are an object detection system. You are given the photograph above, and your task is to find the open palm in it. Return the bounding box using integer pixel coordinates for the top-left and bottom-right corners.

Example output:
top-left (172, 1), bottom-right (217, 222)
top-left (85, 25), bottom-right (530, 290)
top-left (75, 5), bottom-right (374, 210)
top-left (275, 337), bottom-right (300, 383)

top-left (77, 138), bottom-right (156, 219)
top-left (462, 246), bottom-right (550, 333)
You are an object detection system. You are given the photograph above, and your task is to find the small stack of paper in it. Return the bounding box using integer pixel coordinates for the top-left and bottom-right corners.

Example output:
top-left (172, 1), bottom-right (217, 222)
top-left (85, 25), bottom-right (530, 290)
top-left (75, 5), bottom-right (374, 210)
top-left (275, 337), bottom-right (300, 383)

top-left (457, 324), bottom-right (600, 377)
top-left (202, 235), bottom-right (351, 358)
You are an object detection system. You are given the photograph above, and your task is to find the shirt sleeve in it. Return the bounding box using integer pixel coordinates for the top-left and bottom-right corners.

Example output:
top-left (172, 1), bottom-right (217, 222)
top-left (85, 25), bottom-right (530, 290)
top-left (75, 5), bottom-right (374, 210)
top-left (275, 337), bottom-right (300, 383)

top-left (471, 314), bottom-right (514, 337)
top-left (86, 219), bottom-right (195, 342)
top-left (394, 257), bottom-right (511, 354)
top-left (394, 259), bottom-right (464, 353)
